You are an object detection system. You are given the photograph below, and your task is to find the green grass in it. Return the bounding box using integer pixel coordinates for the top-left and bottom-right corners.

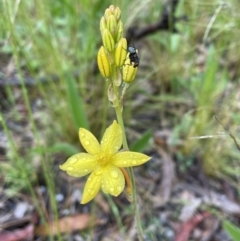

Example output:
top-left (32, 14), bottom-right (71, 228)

top-left (1, 0), bottom-right (240, 239)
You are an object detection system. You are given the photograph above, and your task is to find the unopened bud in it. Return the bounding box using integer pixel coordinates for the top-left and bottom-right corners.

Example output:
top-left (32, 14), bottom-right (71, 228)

top-left (122, 56), bottom-right (138, 83)
top-left (115, 38), bottom-right (127, 67)
top-left (97, 46), bottom-right (111, 78)
top-left (108, 5), bottom-right (115, 13)
top-left (115, 21), bottom-right (123, 42)
top-left (102, 29), bottom-right (115, 52)
top-left (100, 17), bottom-right (106, 32)
top-left (107, 15), bottom-right (117, 36)
top-left (114, 7), bottom-right (121, 21)
top-left (104, 8), bottom-right (112, 21)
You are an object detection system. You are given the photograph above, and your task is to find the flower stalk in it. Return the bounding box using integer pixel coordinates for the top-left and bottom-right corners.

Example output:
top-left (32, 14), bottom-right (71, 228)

top-left (60, 5), bottom-right (150, 241)
top-left (97, 5), bottom-right (146, 240)
top-left (113, 99), bottom-right (145, 241)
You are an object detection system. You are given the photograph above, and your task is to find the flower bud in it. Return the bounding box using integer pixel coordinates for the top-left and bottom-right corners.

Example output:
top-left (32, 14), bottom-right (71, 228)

top-left (115, 38), bottom-right (127, 67)
top-left (104, 8), bottom-right (112, 21)
top-left (106, 15), bottom-right (117, 36)
top-left (102, 29), bottom-right (115, 52)
top-left (122, 56), bottom-right (138, 83)
top-left (97, 46), bottom-right (111, 78)
top-left (115, 21), bottom-right (123, 42)
top-left (108, 5), bottom-right (115, 13)
top-left (100, 17), bottom-right (106, 32)
top-left (113, 7), bottom-right (121, 21)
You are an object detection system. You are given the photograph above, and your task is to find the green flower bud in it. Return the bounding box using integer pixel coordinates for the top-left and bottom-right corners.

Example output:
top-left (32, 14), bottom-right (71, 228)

top-left (122, 55), bottom-right (138, 83)
top-left (102, 29), bottom-right (115, 52)
top-left (97, 46), bottom-right (111, 78)
top-left (108, 5), bottom-right (115, 13)
top-left (113, 7), bottom-right (121, 21)
top-left (107, 15), bottom-right (117, 37)
top-left (104, 8), bottom-right (112, 21)
top-left (115, 38), bottom-right (127, 67)
top-left (115, 21), bottom-right (123, 42)
top-left (100, 17), bottom-right (106, 32)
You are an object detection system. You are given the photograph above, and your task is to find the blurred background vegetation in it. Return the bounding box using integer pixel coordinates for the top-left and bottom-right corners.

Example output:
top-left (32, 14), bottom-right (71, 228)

top-left (1, 0), bottom-right (240, 240)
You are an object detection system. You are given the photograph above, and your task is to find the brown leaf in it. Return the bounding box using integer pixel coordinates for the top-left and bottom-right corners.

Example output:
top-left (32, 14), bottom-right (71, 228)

top-left (0, 224), bottom-right (34, 241)
top-left (34, 214), bottom-right (91, 236)
top-left (175, 211), bottom-right (211, 241)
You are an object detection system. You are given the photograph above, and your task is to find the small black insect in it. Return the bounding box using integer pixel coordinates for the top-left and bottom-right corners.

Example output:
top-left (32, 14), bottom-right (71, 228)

top-left (127, 46), bottom-right (139, 68)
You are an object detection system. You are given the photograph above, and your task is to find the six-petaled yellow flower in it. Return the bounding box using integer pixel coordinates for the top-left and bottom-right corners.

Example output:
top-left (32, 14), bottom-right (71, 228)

top-left (60, 120), bottom-right (151, 204)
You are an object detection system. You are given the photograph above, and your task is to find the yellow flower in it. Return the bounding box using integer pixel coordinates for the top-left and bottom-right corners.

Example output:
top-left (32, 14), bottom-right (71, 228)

top-left (60, 120), bottom-right (151, 204)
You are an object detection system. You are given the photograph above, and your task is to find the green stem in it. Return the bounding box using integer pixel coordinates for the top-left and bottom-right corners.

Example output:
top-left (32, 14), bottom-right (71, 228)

top-left (113, 70), bottom-right (144, 241)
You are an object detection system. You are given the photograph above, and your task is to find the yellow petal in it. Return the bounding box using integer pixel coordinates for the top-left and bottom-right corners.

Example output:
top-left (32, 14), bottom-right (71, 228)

top-left (101, 120), bottom-right (122, 154)
top-left (59, 153), bottom-right (97, 177)
top-left (102, 165), bottom-right (125, 196)
top-left (79, 128), bottom-right (101, 155)
top-left (112, 151), bottom-right (151, 167)
top-left (81, 167), bottom-right (103, 204)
